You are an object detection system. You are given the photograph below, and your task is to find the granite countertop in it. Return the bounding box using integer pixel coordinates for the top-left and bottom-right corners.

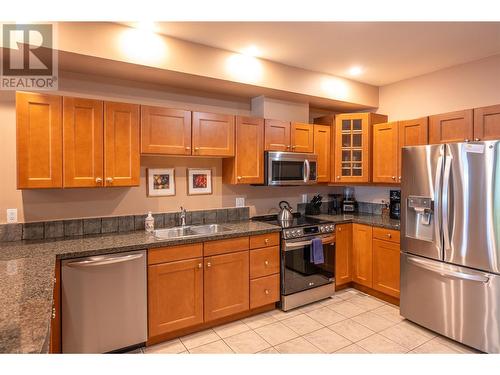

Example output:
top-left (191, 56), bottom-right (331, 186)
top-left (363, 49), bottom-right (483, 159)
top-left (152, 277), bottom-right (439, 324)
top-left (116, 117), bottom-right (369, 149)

top-left (309, 213), bottom-right (400, 230)
top-left (0, 220), bottom-right (280, 354)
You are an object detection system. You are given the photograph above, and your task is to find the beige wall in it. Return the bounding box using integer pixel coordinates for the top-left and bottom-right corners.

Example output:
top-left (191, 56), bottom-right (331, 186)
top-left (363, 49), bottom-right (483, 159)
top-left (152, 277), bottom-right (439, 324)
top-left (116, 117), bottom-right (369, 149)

top-left (0, 71), bottom-right (340, 224)
top-left (378, 54), bottom-right (500, 121)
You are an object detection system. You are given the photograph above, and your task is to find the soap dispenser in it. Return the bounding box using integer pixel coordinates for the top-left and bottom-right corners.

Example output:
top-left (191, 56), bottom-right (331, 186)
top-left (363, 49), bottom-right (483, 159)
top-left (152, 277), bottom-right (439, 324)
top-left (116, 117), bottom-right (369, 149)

top-left (145, 212), bottom-right (155, 233)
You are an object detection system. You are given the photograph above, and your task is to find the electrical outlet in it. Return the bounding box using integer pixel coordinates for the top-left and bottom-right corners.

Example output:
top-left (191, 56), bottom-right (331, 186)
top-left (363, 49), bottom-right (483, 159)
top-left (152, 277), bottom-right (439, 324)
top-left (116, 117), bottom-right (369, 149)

top-left (235, 197), bottom-right (245, 207)
top-left (6, 209), bottom-right (18, 223)
top-left (301, 194), bottom-right (308, 203)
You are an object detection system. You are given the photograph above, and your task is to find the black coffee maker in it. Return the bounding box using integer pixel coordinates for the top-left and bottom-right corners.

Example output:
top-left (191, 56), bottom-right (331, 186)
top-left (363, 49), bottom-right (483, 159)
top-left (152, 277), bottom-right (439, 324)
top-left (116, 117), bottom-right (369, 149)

top-left (389, 190), bottom-right (401, 220)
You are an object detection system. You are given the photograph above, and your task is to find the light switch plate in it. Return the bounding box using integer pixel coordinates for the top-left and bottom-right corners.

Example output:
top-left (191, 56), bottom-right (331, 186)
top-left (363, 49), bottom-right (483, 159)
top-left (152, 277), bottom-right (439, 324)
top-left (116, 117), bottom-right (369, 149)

top-left (6, 208), bottom-right (18, 223)
top-left (235, 197), bottom-right (245, 207)
top-left (301, 194), bottom-right (308, 203)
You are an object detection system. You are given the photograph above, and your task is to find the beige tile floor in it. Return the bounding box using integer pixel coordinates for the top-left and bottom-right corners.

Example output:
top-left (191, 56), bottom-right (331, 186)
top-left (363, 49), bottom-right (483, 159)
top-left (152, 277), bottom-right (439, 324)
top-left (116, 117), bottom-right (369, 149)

top-left (140, 288), bottom-right (480, 354)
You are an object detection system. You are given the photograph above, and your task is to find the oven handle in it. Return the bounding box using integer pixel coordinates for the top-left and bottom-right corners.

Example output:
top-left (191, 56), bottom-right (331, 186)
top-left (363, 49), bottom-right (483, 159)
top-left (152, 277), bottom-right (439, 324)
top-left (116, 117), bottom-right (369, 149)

top-left (284, 236), bottom-right (335, 251)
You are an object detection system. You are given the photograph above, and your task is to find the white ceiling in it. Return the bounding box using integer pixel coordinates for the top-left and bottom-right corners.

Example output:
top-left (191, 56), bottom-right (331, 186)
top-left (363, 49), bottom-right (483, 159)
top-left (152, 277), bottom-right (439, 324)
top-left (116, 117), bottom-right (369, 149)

top-left (147, 22), bottom-right (500, 86)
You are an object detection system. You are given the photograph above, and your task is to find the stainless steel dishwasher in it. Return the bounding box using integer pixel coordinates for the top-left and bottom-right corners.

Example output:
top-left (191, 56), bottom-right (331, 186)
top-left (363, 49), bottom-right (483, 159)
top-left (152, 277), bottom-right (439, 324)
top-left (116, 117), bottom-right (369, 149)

top-left (61, 250), bottom-right (147, 353)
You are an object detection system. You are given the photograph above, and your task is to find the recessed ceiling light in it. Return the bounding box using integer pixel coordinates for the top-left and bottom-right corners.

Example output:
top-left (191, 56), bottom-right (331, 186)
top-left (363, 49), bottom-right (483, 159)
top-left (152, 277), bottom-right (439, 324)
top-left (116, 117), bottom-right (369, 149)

top-left (348, 66), bottom-right (363, 76)
top-left (135, 21), bottom-right (157, 33)
top-left (241, 45), bottom-right (261, 57)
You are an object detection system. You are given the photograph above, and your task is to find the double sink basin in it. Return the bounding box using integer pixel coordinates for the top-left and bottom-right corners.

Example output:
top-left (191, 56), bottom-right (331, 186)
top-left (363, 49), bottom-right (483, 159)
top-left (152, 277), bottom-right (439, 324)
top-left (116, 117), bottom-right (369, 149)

top-left (153, 224), bottom-right (234, 240)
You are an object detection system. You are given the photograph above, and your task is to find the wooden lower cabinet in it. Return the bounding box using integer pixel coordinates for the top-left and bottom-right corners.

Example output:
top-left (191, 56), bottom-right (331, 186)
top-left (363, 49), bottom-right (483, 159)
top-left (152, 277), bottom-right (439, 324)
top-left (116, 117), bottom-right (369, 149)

top-left (204, 250), bottom-right (249, 322)
top-left (49, 260), bottom-right (61, 353)
top-left (352, 224), bottom-right (373, 287)
top-left (250, 274), bottom-right (280, 309)
top-left (372, 239), bottom-right (400, 298)
top-left (335, 223), bottom-right (352, 286)
top-left (148, 258), bottom-right (204, 337)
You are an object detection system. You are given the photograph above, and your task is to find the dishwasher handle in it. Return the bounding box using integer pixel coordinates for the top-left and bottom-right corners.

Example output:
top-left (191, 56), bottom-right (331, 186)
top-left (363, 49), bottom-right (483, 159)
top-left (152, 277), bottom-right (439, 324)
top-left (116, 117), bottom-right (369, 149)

top-left (66, 253), bottom-right (144, 267)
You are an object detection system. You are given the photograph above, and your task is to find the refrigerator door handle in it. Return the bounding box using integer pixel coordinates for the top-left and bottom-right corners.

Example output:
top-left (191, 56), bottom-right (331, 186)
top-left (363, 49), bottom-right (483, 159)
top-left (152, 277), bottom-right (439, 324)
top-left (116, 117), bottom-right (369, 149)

top-left (442, 153), bottom-right (453, 252)
top-left (407, 256), bottom-right (489, 283)
top-left (434, 152), bottom-right (444, 250)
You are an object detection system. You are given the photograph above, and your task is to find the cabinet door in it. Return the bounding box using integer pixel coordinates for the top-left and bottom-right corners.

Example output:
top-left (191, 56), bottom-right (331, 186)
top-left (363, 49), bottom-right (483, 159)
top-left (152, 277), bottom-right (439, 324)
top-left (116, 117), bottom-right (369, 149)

top-left (16, 92), bottom-right (62, 189)
top-left (264, 119), bottom-right (291, 151)
top-left (148, 258), bottom-right (204, 337)
top-left (352, 224), bottom-right (373, 287)
top-left (225, 116), bottom-right (264, 184)
top-left (141, 105), bottom-right (191, 155)
top-left (204, 250), bottom-right (249, 322)
top-left (104, 102), bottom-right (140, 186)
top-left (429, 109), bottom-right (473, 144)
top-left (313, 125), bottom-right (331, 182)
top-left (291, 123), bottom-right (314, 153)
top-left (474, 104), bottom-right (500, 141)
top-left (372, 122), bottom-right (398, 184)
top-left (334, 113), bottom-right (371, 183)
top-left (63, 97), bottom-right (104, 188)
top-left (398, 117), bottom-right (428, 181)
top-left (335, 223), bottom-right (352, 287)
top-left (372, 239), bottom-right (400, 298)
top-left (192, 112), bottom-right (235, 156)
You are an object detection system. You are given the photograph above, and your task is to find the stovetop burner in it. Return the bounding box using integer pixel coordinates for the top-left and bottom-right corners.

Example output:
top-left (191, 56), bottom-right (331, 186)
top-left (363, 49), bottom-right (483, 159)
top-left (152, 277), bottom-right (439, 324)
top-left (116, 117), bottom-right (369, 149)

top-left (252, 213), bottom-right (331, 228)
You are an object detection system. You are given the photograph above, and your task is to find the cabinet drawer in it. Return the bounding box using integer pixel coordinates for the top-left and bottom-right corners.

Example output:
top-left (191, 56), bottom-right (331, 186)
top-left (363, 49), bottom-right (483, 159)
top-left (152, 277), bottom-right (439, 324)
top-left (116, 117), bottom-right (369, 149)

top-left (148, 243), bottom-right (203, 265)
top-left (373, 227), bottom-right (400, 244)
top-left (203, 236), bottom-right (249, 256)
top-left (250, 246), bottom-right (280, 279)
top-left (250, 274), bottom-right (280, 309)
top-left (249, 232), bottom-right (280, 249)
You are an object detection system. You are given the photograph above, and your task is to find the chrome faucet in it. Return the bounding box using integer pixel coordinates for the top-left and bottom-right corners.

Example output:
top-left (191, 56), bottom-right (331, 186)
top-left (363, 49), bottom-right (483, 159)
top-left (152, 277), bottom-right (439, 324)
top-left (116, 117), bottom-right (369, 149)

top-left (180, 206), bottom-right (187, 226)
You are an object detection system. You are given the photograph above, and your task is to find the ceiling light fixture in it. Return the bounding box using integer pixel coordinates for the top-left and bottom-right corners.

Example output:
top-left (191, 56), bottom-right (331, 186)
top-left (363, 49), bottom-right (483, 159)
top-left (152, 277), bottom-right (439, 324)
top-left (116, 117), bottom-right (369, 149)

top-left (241, 45), bottom-right (261, 57)
top-left (348, 66), bottom-right (363, 76)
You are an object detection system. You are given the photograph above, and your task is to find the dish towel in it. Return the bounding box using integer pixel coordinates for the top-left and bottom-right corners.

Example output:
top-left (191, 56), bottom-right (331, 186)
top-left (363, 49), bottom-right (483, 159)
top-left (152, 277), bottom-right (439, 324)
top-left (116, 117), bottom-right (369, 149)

top-left (310, 238), bottom-right (324, 265)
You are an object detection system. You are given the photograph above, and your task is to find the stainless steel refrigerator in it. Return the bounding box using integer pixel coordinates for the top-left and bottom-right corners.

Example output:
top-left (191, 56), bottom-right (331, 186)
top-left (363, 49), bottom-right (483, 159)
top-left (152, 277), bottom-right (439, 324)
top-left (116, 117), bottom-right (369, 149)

top-left (400, 141), bottom-right (500, 354)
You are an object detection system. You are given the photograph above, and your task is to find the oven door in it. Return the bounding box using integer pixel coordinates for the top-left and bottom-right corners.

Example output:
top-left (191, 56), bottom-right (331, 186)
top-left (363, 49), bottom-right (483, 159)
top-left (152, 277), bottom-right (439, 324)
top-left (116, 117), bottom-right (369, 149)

top-left (281, 235), bottom-right (335, 296)
top-left (266, 152), bottom-right (317, 185)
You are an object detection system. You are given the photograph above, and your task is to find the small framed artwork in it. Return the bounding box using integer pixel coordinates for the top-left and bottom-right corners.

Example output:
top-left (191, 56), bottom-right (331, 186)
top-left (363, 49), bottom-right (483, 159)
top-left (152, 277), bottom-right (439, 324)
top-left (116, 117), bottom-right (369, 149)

top-left (147, 168), bottom-right (175, 197)
top-left (187, 168), bottom-right (213, 195)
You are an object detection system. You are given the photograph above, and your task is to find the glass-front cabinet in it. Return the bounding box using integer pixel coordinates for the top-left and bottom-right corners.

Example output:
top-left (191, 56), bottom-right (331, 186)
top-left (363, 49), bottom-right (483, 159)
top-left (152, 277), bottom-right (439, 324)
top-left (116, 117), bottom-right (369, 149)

top-left (333, 113), bottom-right (388, 183)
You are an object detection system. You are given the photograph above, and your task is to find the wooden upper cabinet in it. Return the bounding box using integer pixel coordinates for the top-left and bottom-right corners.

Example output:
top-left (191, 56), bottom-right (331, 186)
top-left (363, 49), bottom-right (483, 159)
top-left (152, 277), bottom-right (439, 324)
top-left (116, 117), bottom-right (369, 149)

top-left (264, 119), bottom-right (291, 151)
top-left (223, 116), bottom-right (264, 184)
top-left (335, 223), bottom-right (353, 287)
top-left (398, 117), bottom-right (428, 181)
top-left (16, 92), bottom-right (62, 189)
top-left (148, 258), bottom-right (204, 337)
top-left (104, 102), bottom-right (140, 187)
top-left (141, 105), bottom-right (191, 155)
top-left (474, 104), bottom-right (500, 141)
top-left (192, 112), bottom-right (235, 157)
top-left (429, 109), bottom-right (473, 144)
top-left (291, 123), bottom-right (314, 153)
top-left (63, 97), bottom-right (104, 188)
top-left (204, 250), bottom-right (249, 322)
top-left (313, 125), bottom-right (331, 182)
top-left (352, 224), bottom-right (373, 288)
top-left (372, 122), bottom-right (399, 184)
top-left (334, 113), bottom-right (387, 183)
top-left (372, 239), bottom-right (400, 298)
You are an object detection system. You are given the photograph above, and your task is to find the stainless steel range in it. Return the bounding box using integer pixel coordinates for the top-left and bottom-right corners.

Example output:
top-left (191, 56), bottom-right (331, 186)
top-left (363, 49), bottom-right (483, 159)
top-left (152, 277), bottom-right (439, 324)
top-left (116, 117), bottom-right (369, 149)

top-left (253, 214), bottom-right (336, 311)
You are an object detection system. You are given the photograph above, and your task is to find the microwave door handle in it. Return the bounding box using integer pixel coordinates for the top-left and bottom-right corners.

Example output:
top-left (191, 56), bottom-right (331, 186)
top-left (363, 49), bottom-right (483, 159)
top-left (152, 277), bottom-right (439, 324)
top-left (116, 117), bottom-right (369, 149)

top-left (304, 159), bottom-right (310, 183)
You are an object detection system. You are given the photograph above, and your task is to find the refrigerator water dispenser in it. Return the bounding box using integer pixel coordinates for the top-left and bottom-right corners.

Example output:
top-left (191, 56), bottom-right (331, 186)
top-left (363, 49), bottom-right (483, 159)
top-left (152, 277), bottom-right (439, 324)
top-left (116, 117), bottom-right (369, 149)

top-left (406, 196), bottom-right (434, 241)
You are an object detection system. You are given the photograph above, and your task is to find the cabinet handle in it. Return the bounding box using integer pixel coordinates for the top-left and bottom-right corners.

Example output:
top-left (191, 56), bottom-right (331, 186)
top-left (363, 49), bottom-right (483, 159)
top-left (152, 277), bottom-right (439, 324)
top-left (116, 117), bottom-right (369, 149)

top-left (198, 263), bottom-right (202, 269)
top-left (399, 176), bottom-right (402, 181)
top-left (185, 146), bottom-right (191, 150)
top-left (391, 176), bottom-right (396, 180)
top-left (207, 262), bottom-right (212, 268)
top-left (264, 238), bottom-right (269, 244)
top-left (338, 227), bottom-right (342, 232)
top-left (264, 289), bottom-right (270, 295)
top-left (264, 260), bottom-right (269, 266)
top-left (51, 306), bottom-right (56, 320)
top-left (336, 176), bottom-right (340, 180)
top-left (106, 177), bottom-right (113, 183)
top-left (386, 233), bottom-right (392, 238)
top-left (95, 177), bottom-right (103, 184)
top-left (465, 139), bottom-right (470, 142)
top-left (474, 138), bottom-right (480, 141)
top-left (292, 145), bottom-right (296, 150)
top-left (237, 176), bottom-right (242, 181)
top-left (194, 147), bottom-right (200, 151)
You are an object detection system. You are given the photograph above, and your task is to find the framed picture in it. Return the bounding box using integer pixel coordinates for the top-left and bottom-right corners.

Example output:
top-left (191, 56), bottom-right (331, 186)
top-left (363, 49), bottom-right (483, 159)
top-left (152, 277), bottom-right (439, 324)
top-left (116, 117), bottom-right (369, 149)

top-left (187, 168), bottom-right (213, 195)
top-left (147, 168), bottom-right (175, 197)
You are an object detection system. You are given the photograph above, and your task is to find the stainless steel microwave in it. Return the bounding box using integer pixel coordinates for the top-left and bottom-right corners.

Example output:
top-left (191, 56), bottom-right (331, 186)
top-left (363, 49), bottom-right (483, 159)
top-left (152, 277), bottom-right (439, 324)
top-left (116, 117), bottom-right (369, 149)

top-left (265, 151), bottom-right (317, 186)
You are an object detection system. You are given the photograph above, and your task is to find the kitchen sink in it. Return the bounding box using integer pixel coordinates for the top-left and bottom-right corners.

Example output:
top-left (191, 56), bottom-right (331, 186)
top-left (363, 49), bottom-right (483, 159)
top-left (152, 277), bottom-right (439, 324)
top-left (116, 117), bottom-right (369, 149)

top-left (153, 224), bottom-right (233, 239)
